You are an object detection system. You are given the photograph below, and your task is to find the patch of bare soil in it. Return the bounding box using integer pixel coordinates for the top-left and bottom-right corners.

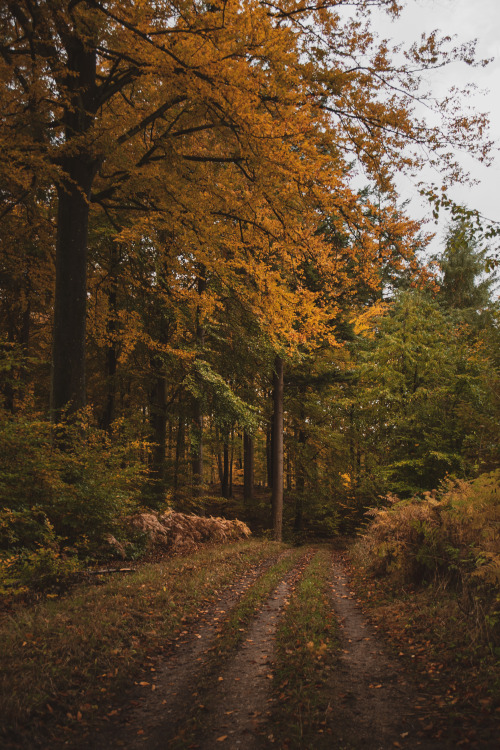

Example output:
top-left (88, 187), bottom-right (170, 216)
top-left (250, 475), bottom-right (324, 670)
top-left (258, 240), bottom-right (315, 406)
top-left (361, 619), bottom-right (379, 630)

top-left (193, 561), bottom-right (309, 749)
top-left (69, 555), bottom-right (283, 750)
top-left (328, 557), bottom-right (437, 750)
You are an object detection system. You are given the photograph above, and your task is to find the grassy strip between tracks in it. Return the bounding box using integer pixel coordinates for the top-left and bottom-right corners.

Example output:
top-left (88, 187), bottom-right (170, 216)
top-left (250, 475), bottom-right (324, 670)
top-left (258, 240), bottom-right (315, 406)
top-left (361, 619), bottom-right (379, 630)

top-left (171, 545), bottom-right (308, 748)
top-left (272, 547), bottom-right (340, 749)
top-left (0, 539), bottom-right (284, 745)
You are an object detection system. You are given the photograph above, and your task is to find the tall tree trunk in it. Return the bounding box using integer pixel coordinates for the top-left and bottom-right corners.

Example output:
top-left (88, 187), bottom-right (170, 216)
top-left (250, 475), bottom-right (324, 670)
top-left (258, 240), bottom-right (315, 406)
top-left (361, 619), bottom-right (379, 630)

top-left (191, 265), bottom-right (206, 495)
top-left (271, 355), bottom-right (284, 541)
top-left (51, 161), bottom-right (93, 420)
top-left (266, 424), bottom-right (273, 489)
top-left (294, 427), bottom-right (306, 533)
top-left (174, 413), bottom-right (185, 494)
top-left (3, 326), bottom-right (16, 413)
top-left (51, 39), bottom-right (97, 421)
top-left (103, 343), bottom-right (117, 431)
top-left (243, 432), bottom-right (255, 504)
top-left (149, 369), bottom-right (167, 506)
top-left (101, 244), bottom-right (119, 432)
top-left (221, 441), bottom-right (230, 498)
top-left (229, 428), bottom-right (234, 498)
top-left (191, 399), bottom-right (204, 491)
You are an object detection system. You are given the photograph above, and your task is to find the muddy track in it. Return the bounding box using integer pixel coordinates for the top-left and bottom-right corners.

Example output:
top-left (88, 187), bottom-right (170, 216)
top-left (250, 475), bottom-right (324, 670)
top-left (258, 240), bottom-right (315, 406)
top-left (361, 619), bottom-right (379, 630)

top-left (328, 555), bottom-right (445, 750)
top-left (55, 547), bottom-right (488, 750)
top-left (189, 553), bottom-right (313, 749)
top-left (71, 553), bottom-right (289, 750)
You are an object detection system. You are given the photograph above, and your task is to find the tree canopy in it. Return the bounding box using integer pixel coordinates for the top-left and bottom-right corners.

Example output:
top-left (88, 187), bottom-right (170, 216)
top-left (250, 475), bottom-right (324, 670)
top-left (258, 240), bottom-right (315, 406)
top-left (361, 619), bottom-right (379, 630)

top-left (0, 0), bottom-right (498, 554)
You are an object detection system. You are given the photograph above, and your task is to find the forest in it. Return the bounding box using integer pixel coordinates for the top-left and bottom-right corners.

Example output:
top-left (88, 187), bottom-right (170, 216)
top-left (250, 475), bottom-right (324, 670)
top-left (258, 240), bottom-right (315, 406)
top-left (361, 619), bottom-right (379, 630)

top-left (1, 0), bottom-right (498, 584)
top-left (1, 1), bottom-right (500, 747)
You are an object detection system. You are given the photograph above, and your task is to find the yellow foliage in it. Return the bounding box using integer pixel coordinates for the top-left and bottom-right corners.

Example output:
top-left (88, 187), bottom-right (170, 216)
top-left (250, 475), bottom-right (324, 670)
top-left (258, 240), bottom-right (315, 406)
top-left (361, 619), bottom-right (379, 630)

top-left (351, 301), bottom-right (389, 338)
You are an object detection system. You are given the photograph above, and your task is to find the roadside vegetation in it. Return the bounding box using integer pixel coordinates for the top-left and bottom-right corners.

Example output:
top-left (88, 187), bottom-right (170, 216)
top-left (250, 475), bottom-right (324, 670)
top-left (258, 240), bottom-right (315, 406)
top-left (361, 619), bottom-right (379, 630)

top-left (353, 471), bottom-right (500, 648)
top-left (351, 471), bottom-right (500, 742)
top-left (0, 539), bottom-right (283, 745)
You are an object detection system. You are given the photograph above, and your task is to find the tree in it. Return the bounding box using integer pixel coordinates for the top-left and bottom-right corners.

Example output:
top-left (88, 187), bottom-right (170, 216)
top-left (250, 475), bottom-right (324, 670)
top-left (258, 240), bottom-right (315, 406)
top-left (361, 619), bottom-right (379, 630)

top-left (357, 290), bottom-right (500, 497)
top-left (271, 355), bottom-right (284, 541)
top-left (438, 217), bottom-right (496, 314)
top-left (1, 0), bottom-right (490, 423)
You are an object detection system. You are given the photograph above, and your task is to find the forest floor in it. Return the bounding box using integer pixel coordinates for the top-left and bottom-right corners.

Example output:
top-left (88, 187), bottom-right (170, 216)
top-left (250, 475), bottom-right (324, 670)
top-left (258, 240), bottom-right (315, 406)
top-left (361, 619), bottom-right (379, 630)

top-left (1, 540), bottom-right (499, 749)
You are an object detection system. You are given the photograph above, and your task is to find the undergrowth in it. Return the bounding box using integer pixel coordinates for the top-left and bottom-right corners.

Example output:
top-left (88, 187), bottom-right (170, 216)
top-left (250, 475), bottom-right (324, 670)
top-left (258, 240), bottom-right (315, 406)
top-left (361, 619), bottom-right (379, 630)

top-left (0, 409), bottom-right (146, 595)
top-left (353, 471), bottom-right (500, 648)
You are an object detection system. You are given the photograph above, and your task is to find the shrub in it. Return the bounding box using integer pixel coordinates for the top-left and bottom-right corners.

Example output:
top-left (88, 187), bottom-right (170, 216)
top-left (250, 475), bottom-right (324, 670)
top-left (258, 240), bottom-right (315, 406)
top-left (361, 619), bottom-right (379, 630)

top-left (353, 472), bottom-right (500, 641)
top-left (0, 409), bottom-right (146, 592)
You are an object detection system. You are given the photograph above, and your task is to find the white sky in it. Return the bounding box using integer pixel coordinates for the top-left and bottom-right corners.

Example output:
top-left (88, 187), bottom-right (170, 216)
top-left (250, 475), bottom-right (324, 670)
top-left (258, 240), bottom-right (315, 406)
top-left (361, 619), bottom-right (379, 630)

top-left (369, 0), bottom-right (500, 255)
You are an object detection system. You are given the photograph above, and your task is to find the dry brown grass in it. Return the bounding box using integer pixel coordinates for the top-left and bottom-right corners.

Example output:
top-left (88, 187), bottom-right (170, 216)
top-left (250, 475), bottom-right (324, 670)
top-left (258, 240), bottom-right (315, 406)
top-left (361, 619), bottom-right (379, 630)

top-left (128, 510), bottom-right (251, 556)
top-left (352, 471), bottom-right (500, 648)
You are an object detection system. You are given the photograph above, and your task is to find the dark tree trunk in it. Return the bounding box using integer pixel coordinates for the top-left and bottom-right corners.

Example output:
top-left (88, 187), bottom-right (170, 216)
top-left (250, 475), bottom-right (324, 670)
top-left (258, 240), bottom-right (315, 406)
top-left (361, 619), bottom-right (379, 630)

top-left (101, 244), bottom-right (119, 432)
top-left (51, 161), bottom-right (93, 420)
top-left (191, 399), bottom-right (204, 491)
top-left (191, 265), bottom-right (206, 494)
top-left (266, 424), bottom-right (273, 489)
top-left (243, 432), bottom-right (255, 504)
top-left (217, 451), bottom-right (223, 486)
top-left (149, 370), bottom-right (168, 506)
top-left (294, 428), bottom-right (306, 533)
top-left (229, 429), bottom-right (234, 498)
top-left (217, 426), bottom-right (224, 487)
top-left (271, 356), bottom-right (284, 541)
top-left (103, 343), bottom-right (117, 431)
top-left (221, 441), bottom-right (230, 498)
top-left (51, 38), bottom-right (97, 421)
top-left (174, 414), bottom-right (185, 494)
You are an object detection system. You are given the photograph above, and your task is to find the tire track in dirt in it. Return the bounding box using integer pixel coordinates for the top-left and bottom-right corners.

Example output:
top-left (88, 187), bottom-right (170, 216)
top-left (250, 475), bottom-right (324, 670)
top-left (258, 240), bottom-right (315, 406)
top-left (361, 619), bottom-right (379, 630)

top-left (328, 555), bottom-right (439, 750)
top-left (190, 551), bottom-right (314, 750)
top-left (72, 554), bottom-right (286, 750)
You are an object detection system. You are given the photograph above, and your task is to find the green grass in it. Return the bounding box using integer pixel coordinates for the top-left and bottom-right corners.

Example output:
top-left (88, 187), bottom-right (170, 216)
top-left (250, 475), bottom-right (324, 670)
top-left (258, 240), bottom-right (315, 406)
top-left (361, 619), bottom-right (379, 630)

top-left (210, 546), bottom-right (305, 658)
top-left (272, 547), bottom-right (340, 749)
top-left (170, 546), bottom-right (306, 748)
top-left (0, 539), bottom-right (283, 744)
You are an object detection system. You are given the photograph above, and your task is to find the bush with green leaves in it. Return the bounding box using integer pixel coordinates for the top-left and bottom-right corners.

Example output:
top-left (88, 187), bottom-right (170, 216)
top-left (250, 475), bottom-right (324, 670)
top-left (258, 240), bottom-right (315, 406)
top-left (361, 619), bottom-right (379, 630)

top-left (0, 409), bottom-right (146, 592)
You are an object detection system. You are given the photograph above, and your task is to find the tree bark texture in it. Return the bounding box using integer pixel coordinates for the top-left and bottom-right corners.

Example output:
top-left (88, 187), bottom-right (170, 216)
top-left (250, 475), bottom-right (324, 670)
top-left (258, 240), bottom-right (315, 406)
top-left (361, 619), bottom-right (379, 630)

top-left (271, 356), bottom-right (284, 541)
top-left (149, 370), bottom-right (168, 506)
top-left (294, 428), bottom-right (306, 533)
top-left (51, 162), bottom-right (93, 419)
top-left (266, 425), bottom-right (273, 489)
top-left (51, 38), bottom-right (97, 420)
top-left (101, 244), bottom-right (119, 432)
top-left (174, 414), bottom-right (185, 493)
top-left (221, 441), bottom-right (230, 498)
top-left (191, 265), bottom-right (206, 494)
top-left (243, 432), bottom-right (255, 504)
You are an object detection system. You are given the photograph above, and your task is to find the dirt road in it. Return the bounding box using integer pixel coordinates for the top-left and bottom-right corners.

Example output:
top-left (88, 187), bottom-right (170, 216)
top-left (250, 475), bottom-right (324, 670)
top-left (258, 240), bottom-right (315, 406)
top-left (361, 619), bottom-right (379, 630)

top-left (60, 548), bottom-right (497, 749)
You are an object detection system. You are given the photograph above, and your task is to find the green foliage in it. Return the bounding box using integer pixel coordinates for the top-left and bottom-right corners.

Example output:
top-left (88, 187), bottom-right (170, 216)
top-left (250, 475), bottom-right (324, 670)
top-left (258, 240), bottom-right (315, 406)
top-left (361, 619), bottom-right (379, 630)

top-left (357, 290), bottom-right (499, 496)
top-left (0, 547), bottom-right (80, 596)
top-left (0, 409), bottom-right (146, 592)
top-left (185, 359), bottom-right (258, 434)
top-left (437, 217), bottom-right (497, 314)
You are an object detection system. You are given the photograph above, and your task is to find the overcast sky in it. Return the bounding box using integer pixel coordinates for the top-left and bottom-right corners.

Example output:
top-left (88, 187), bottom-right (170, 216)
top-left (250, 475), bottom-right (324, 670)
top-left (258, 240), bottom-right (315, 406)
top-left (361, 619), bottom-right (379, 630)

top-left (369, 0), bottom-right (500, 254)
